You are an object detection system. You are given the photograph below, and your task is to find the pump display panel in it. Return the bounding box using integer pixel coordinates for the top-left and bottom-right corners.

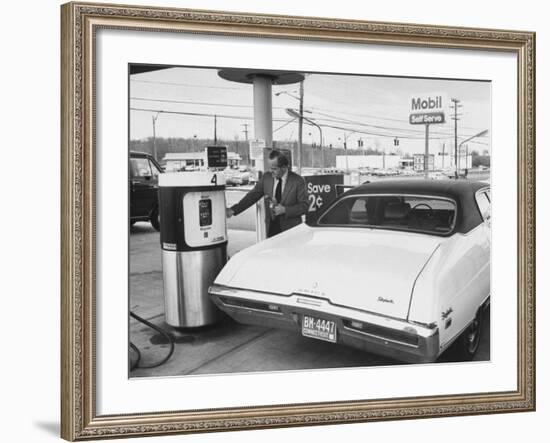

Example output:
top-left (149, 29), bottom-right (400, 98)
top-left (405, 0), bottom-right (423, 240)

top-left (199, 199), bottom-right (213, 227)
top-left (183, 191), bottom-right (227, 247)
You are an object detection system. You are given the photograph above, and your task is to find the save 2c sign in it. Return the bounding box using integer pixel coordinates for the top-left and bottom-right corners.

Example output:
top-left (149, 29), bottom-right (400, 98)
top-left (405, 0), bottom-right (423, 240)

top-left (304, 174), bottom-right (344, 223)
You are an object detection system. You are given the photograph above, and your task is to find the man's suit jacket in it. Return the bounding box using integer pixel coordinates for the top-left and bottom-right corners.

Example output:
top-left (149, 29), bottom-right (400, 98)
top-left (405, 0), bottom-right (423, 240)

top-left (230, 170), bottom-right (308, 233)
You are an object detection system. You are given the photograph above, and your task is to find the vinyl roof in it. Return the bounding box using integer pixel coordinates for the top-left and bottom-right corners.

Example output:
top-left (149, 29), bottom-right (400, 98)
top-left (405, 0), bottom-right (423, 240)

top-left (348, 179), bottom-right (488, 199)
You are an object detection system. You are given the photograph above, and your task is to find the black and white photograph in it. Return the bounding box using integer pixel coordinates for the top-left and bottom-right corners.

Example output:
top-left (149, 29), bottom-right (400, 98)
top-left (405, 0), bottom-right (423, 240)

top-left (53, 1), bottom-right (539, 441)
top-left (128, 65), bottom-right (492, 377)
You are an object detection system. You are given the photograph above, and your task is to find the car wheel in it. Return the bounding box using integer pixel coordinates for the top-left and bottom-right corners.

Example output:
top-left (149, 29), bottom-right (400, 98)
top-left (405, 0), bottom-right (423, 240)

top-left (456, 308), bottom-right (483, 360)
top-left (150, 208), bottom-right (160, 231)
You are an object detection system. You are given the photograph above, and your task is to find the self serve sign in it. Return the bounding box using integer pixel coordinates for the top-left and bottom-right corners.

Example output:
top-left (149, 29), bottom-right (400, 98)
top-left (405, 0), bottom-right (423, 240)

top-left (409, 93), bottom-right (447, 125)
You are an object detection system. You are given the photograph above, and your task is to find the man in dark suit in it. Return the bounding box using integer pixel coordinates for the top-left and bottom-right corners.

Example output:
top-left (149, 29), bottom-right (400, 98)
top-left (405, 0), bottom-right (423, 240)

top-left (226, 150), bottom-right (308, 238)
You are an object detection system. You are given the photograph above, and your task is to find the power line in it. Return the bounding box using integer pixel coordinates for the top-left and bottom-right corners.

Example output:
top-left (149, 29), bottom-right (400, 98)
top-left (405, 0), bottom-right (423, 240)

top-left (131, 97), bottom-right (252, 109)
top-left (131, 97), bottom-right (488, 139)
top-left (308, 106), bottom-right (407, 124)
top-left (132, 105), bottom-right (489, 152)
top-left (309, 109), bottom-right (487, 139)
top-left (301, 114), bottom-right (486, 141)
top-left (131, 96), bottom-right (288, 111)
top-left (131, 107), bottom-right (488, 144)
top-left (133, 80), bottom-right (487, 132)
top-left (130, 79), bottom-right (240, 90)
top-left (274, 118), bottom-right (297, 133)
top-left (285, 96), bottom-right (486, 132)
top-left (130, 107), bottom-right (288, 122)
top-left (302, 120), bottom-right (450, 140)
top-left (131, 107), bottom-right (250, 120)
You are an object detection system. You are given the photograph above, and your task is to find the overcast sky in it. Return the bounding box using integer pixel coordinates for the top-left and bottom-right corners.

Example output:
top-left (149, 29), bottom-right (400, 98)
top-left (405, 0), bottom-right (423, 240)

top-left (130, 66), bottom-right (491, 155)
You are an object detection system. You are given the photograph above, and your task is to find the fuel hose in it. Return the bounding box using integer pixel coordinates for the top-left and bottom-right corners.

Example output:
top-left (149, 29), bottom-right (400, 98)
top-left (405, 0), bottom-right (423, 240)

top-left (129, 310), bottom-right (175, 371)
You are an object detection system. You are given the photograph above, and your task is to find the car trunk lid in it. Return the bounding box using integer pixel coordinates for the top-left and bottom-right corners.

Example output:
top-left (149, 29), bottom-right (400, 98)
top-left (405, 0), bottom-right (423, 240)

top-left (223, 226), bottom-right (442, 320)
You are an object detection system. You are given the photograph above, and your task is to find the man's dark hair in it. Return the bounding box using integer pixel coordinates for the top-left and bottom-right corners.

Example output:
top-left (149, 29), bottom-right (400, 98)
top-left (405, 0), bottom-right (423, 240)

top-left (268, 150), bottom-right (289, 168)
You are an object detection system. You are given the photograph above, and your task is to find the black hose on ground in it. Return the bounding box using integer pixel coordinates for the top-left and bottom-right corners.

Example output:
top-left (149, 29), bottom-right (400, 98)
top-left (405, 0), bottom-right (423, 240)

top-left (129, 310), bottom-right (175, 371)
top-left (129, 342), bottom-right (141, 371)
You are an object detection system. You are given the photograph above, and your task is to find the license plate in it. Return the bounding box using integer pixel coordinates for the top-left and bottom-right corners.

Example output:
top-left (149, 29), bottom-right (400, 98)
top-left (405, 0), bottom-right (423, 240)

top-left (302, 315), bottom-right (337, 343)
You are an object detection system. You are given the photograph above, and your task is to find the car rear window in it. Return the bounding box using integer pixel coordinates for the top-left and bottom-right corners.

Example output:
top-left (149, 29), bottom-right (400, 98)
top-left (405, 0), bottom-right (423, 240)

top-left (317, 194), bottom-right (457, 235)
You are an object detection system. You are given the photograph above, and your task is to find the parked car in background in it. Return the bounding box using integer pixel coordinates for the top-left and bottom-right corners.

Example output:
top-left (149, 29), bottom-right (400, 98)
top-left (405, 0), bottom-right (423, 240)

top-left (428, 171), bottom-right (451, 180)
top-left (130, 151), bottom-right (163, 230)
top-left (210, 179), bottom-right (491, 363)
top-left (224, 167), bottom-right (250, 186)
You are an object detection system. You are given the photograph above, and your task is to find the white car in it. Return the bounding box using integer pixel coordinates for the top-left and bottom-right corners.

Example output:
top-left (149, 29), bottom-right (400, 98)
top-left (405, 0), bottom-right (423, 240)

top-left (428, 171), bottom-right (451, 180)
top-left (210, 180), bottom-right (491, 363)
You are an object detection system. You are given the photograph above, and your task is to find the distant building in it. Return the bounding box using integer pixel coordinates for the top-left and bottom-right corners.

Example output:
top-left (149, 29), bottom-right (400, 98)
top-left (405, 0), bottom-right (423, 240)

top-left (399, 158), bottom-right (414, 169)
top-left (335, 153), bottom-right (472, 172)
top-left (413, 153), bottom-right (472, 171)
top-left (335, 154), bottom-right (401, 170)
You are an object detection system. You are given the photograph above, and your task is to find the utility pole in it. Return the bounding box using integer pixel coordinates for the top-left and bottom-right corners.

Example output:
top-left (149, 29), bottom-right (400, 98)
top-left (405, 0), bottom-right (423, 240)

top-left (298, 81), bottom-right (304, 174)
top-left (424, 124), bottom-right (430, 179)
top-left (451, 98), bottom-right (462, 178)
top-left (274, 85), bottom-right (305, 173)
top-left (241, 123), bottom-right (249, 141)
top-left (341, 131), bottom-right (357, 174)
top-left (287, 107), bottom-right (322, 172)
top-left (214, 115), bottom-right (218, 145)
top-left (152, 112), bottom-right (160, 161)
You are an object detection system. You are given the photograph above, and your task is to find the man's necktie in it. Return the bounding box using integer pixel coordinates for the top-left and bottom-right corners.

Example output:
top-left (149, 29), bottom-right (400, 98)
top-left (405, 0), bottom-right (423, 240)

top-left (275, 178), bottom-right (282, 204)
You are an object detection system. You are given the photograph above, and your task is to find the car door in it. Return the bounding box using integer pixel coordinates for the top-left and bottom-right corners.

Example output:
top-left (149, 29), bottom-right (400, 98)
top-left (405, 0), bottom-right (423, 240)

top-left (130, 156), bottom-right (157, 217)
top-left (437, 189), bottom-right (491, 351)
top-left (440, 189), bottom-right (491, 346)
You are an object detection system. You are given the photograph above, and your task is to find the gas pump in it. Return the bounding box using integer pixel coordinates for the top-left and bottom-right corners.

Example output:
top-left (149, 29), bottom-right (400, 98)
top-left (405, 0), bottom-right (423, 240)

top-left (159, 146), bottom-right (228, 328)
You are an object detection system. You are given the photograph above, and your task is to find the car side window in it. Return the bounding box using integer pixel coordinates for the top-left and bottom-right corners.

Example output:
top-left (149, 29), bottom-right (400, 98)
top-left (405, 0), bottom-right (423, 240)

top-left (476, 191), bottom-right (491, 221)
top-left (131, 157), bottom-right (152, 178)
top-left (149, 159), bottom-right (160, 177)
top-left (349, 198), bottom-right (369, 224)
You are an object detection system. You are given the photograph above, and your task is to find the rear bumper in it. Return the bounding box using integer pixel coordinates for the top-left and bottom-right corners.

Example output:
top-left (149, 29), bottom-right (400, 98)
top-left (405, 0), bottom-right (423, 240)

top-left (209, 284), bottom-right (440, 364)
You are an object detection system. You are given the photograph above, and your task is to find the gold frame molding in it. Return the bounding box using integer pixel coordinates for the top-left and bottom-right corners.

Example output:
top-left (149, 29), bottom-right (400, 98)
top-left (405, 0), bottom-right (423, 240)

top-left (61, 2), bottom-right (536, 440)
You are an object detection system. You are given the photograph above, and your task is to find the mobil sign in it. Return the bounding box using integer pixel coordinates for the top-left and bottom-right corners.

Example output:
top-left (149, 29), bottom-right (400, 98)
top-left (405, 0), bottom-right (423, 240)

top-left (409, 93), bottom-right (447, 125)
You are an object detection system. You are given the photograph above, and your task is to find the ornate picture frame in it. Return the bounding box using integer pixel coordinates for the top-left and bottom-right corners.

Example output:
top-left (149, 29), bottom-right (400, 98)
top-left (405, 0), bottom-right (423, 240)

top-left (61, 2), bottom-right (535, 440)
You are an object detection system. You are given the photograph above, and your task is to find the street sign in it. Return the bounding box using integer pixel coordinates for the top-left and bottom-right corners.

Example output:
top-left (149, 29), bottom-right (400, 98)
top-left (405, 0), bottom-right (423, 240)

top-left (304, 174), bottom-right (344, 223)
top-left (249, 139), bottom-right (266, 163)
